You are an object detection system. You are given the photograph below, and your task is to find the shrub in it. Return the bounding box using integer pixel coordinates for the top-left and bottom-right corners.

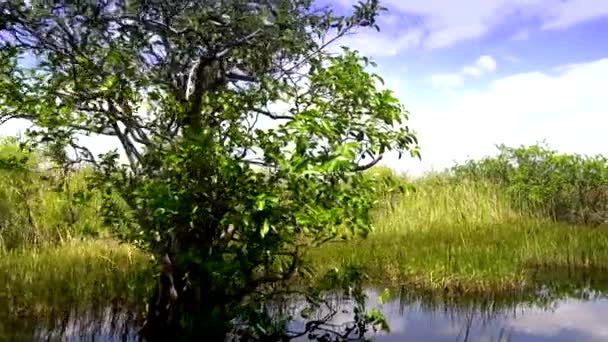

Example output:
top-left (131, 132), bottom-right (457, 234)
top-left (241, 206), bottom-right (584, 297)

top-left (451, 143), bottom-right (608, 225)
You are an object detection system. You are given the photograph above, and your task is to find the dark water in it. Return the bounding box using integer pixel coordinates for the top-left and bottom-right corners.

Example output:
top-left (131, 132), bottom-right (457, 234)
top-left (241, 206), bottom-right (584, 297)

top-left (0, 305), bottom-right (141, 341)
top-left (2, 288), bottom-right (608, 341)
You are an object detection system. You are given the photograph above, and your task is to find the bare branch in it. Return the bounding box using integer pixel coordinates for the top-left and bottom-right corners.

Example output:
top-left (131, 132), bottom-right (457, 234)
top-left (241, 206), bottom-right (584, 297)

top-left (251, 107), bottom-right (293, 120)
top-left (353, 155), bottom-right (382, 171)
top-left (110, 121), bottom-right (140, 173)
top-left (0, 112), bottom-right (35, 125)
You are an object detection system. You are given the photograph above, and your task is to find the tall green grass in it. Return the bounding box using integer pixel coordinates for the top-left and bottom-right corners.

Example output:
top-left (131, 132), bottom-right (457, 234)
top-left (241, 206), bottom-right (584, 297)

top-left (0, 239), bottom-right (152, 339)
top-left (373, 175), bottom-right (534, 234)
top-left (0, 138), bottom-right (152, 328)
top-left (0, 138), bottom-right (114, 250)
top-left (0, 239), bottom-right (152, 316)
top-left (310, 170), bottom-right (608, 295)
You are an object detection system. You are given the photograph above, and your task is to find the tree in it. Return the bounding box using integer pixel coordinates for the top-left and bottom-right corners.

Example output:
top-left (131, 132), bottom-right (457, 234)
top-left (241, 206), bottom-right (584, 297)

top-left (0, 0), bottom-right (419, 340)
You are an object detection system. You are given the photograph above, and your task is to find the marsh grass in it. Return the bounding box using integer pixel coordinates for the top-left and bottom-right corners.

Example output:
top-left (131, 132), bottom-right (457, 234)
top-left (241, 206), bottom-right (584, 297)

top-left (0, 165), bottom-right (107, 250)
top-left (309, 174), bottom-right (608, 295)
top-left (0, 239), bottom-right (153, 319)
top-left (374, 175), bottom-right (534, 234)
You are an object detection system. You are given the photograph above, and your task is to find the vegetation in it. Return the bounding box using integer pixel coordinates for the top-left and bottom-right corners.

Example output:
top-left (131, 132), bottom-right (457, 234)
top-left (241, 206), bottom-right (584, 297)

top-left (0, 239), bottom-right (151, 316)
top-left (0, 239), bottom-right (151, 341)
top-left (452, 143), bottom-right (608, 226)
top-left (1, 0), bottom-right (418, 340)
top-left (311, 149), bottom-right (608, 296)
top-left (0, 137), bottom-right (114, 250)
top-left (3, 124), bottom-right (608, 341)
top-left (1, 0), bottom-right (608, 340)
top-left (0, 138), bottom-right (152, 338)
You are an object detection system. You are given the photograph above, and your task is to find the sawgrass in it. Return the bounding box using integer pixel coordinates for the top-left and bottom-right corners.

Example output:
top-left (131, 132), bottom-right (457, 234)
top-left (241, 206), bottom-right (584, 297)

top-left (309, 175), bottom-right (608, 294)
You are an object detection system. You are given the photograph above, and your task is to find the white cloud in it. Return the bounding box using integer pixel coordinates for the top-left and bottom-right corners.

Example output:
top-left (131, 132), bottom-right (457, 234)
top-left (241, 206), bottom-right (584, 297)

top-left (508, 299), bottom-right (608, 341)
top-left (338, 27), bottom-right (425, 57)
top-left (476, 55), bottom-right (497, 73)
top-left (461, 66), bottom-right (482, 77)
top-left (541, 0), bottom-right (608, 30)
top-left (386, 57), bottom-right (608, 176)
top-left (462, 55), bottom-right (497, 77)
top-left (423, 23), bottom-right (486, 49)
top-left (335, 0), bottom-right (608, 53)
top-left (430, 55), bottom-right (497, 88)
top-left (429, 73), bottom-right (463, 88)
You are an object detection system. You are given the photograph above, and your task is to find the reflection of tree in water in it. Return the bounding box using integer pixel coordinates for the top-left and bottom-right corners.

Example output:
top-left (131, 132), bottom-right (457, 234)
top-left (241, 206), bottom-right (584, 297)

top-left (0, 291), bottom-right (384, 341)
top-left (229, 290), bottom-right (390, 341)
top-left (3, 266), bottom-right (608, 340)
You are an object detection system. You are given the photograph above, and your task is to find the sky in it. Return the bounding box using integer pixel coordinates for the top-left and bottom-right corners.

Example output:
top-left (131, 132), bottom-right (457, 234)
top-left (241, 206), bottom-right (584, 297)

top-left (330, 0), bottom-right (608, 176)
top-left (2, 0), bottom-right (608, 176)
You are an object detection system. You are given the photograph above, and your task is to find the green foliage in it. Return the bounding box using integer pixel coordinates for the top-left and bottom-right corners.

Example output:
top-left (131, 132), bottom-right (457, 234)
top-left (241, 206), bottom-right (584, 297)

top-left (0, 138), bottom-right (111, 250)
top-left (1, 0), bottom-right (419, 338)
top-left (452, 143), bottom-right (608, 225)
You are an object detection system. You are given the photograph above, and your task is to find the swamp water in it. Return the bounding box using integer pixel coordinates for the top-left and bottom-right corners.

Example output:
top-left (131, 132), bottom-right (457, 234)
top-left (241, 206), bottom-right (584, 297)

top-left (2, 275), bottom-right (608, 341)
top-left (286, 288), bottom-right (608, 342)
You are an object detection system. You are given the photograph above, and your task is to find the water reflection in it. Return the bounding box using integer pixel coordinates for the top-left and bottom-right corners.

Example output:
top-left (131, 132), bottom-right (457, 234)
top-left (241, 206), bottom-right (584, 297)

top-left (0, 303), bottom-right (141, 341)
top-left (3, 273), bottom-right (608, 341)
top-left (372, 290), bottom-right (608, 341)
top-left (285, 284), bottom-right (608, 342)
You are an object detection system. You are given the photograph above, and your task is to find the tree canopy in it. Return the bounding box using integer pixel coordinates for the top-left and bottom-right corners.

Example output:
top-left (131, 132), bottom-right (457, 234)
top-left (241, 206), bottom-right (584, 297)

top-left (0, 0), bottom-right (419, 340)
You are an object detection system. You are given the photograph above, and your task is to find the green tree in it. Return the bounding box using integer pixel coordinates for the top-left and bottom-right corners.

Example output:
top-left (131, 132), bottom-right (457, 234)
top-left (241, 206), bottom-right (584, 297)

top-left (0, 0), bottom-right (419, 339)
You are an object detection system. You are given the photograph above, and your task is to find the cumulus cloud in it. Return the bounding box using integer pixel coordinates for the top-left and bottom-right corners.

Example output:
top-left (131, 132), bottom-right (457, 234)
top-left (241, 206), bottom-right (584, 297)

top-left (386, 57), bottom-right (608, 176)
top-left (429, 55), bottom-right (497, 88)
top-left (477, 55), bottom-right (497, 72)
top-left (462, 55), bottom-right (497, 77)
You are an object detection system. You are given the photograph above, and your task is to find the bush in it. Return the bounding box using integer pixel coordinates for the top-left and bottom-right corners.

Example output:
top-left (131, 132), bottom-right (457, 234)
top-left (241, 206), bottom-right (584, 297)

top-left (451, 143), bottom-right (608, 226)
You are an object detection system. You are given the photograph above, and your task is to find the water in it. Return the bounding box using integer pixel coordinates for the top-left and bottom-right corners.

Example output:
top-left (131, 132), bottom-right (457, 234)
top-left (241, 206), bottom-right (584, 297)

top-left (284, 287), bottom-right (608, 342)
top-left (2, 288), bottom-right (608, 341)
top-left (359, 290), bottom-right (608, 341)
top-left (0, 305), bottom-right (141, 341)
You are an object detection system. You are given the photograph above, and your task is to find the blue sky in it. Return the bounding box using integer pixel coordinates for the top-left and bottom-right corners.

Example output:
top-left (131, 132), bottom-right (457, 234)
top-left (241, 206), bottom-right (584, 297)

top-left (2, 0), bottom-right (608, 176)
top-left (330, 0), bottom-right (608, 175)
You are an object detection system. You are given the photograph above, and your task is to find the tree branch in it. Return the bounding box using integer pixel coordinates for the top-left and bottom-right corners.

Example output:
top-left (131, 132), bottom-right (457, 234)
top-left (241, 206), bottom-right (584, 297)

top-left (0, 112), bottom-right (35, 125)
top-left (250, 107), bottom-right (293, 120)
top-left (353, 155), bottom-right (382, 171)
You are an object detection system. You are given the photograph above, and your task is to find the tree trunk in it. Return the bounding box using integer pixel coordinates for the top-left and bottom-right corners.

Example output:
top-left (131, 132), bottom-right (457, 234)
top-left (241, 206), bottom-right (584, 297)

top-left (138, 254), bottom-right (178, 341)
top-left (138, 255), bottom-right (232, 341)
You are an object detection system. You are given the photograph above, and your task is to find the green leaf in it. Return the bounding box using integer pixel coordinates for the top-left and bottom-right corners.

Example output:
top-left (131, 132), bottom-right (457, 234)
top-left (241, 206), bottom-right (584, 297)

top-left (260, 219), bottom-right (270, 238)
top-left (101, 75), bottom-right (119, 91)
top-left (365, 309), bottom-right (390, 332)
top-left (378, 288), bottom-right (390, 305)
top-left (256, 194), bottom-right (266, 211)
